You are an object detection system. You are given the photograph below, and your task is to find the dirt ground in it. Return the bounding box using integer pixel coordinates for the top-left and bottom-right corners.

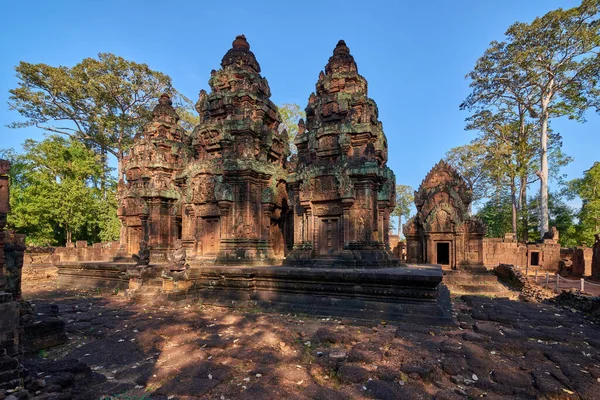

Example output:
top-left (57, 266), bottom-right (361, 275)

top-left (19, 274), bottom-right (600, 400)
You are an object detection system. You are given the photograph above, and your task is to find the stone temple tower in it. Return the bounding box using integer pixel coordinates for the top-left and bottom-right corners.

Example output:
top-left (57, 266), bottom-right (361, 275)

top-left (179, 35), bottom-right (291, 265)
top-left (287, 40), bottom-right (397, 267)
top-left (118, 94), bottom-right (191, 257)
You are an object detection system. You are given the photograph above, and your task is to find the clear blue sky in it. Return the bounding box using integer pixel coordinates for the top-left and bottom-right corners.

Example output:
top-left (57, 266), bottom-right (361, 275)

top-left (1, 0), bottom-right (598, 200)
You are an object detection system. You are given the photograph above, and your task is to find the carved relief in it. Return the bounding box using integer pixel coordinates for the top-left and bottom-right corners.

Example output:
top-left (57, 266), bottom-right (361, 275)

top-left (311, 176), bottom-right (339, 201)
top-left (191, 175), bottom-right (216, 203)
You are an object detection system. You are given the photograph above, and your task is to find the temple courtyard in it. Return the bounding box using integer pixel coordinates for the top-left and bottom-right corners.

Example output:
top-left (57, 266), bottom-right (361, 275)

top-left (16, 272), bottom-right (600, 400)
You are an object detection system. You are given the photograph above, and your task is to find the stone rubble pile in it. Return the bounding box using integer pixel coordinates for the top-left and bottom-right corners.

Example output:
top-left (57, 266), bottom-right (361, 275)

top-left (494, 264), bottom-right (553, 302)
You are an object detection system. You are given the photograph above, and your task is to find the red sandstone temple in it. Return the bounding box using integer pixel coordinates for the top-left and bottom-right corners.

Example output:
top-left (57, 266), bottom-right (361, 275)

top-left (117, 36), bottom-right (396, 268)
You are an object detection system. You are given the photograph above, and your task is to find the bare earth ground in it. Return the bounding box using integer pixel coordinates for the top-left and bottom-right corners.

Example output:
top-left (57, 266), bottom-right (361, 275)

top-left (20, 273), bottom-right (600, 400)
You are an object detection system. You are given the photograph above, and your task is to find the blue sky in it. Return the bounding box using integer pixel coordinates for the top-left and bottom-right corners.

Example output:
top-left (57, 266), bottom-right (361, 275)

top-left (1, 0), bottom-right (598, 203)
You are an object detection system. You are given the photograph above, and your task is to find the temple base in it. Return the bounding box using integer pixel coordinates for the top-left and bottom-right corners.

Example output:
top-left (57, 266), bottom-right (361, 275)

top-left (215, 238), bottom-right (282, 266)
top-left (57, 262), bottom-right (452, 326)
top-left (285, 241), bottom-right (399, 268)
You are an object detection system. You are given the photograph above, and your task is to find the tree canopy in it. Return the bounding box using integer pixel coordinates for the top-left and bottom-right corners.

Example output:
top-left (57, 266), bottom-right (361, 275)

top-left (1, 136), bottom-right (119, 246)
top-left (391, 184), bottom-right (414, 238)
top-left (568, 162), bottom-right (600, 246)
top-left (278, 103), bottom-right (305, 154)
top-left (8, 53), bottom-right (194, 183)
top-left (462, 0), bottom-right (600, 237)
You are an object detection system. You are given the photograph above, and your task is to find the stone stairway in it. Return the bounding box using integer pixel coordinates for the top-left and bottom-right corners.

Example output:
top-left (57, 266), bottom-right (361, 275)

top-left (443, 265), bottom-right (517, 298)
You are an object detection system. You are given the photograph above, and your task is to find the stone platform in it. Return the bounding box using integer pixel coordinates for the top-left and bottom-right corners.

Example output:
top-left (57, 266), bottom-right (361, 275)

top-left (443, 265), bottom-right (517, 297)
top-left (57, 262), bottom-right (452, 326)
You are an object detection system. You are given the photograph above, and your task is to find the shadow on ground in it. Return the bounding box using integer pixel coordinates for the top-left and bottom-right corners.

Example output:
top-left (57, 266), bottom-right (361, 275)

top-left (20, 276), bottom-right (600, 400)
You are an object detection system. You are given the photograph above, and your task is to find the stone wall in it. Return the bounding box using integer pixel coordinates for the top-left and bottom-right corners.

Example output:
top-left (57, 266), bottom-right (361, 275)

top-left (593, 234), bottom-right (600, 279)
top-left (23, 241), bottom-right (121, 267)
top-left (481, 234), bottom-right (564, 272)
top-left (482, 237), bottom-right (527, 268)
top-left (53, 241), bottom-right (121, 263)
top-left (389, 235), bottom-right (403, 260)
top-left (570, 246), bottom-right (593, 277)
top-left (0, 159), bottom-right (24, 392)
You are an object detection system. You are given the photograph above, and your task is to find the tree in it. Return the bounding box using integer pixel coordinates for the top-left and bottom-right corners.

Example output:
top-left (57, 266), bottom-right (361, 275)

top-left (391, 184), bottom-right (414, 238)
top-left (527, 191), bottom-right (579, 246)
top-left (278, 103), bottom-right (305, 154)
top-left (1, 136), bottom-right (118, 246)
top-left (445, 139), bottom-right (490, 212)
top-left (462, 0), bottom-right (600, 237)
top-left (569, 162), bottom-right (600, 246)
top-left (8, 53), bottom-right (193, 186)
top-left (477, 191), bottom-right (514, 238)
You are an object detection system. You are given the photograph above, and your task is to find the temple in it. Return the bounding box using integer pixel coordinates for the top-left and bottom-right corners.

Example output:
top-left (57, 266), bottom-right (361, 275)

top-left (117, 36), bottom-right (395, 268)
top-left (404, 160), bottom-right (486, 269)
top-left (118, 94), bottom-right (190, 258)
top-left (185, 35), bottom-right (290, 265)
top-left (287, 40), bottom-right (396, 267)
top-left (55, 36), bottom-right (453, 325)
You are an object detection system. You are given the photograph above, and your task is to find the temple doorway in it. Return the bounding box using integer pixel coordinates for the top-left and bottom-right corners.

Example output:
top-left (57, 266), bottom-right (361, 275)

top-left (436, 242), bottom-right (450, 266)
top-left (203, 218), bottom-right (220, 255)
top-left (319, 218), bottom-right (340, 256)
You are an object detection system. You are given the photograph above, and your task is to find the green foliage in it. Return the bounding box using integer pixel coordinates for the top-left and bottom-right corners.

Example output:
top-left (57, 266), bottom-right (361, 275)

top-left (278, 103), bottom-right (305, 154)
top-left (391, 184), bottom-right (414, 237)
top-left (462, 0), bottom-right (600, 235)
top-left (392, 185), bottom-right (414, 218)
top-left (527, 192), bottom-right (580, 246)
top-left (568, 162), bottom-right (600, 246)
top-left (1, 136), bottom-right (119, 246)
top-left (445, 139), bottom-right (490, 207)
top-left (8, 53), bottom-right (194, 181)
top-left (477, 192), bottom-right (513, 239)
top-left (480, 189), bottom-right (580, 246)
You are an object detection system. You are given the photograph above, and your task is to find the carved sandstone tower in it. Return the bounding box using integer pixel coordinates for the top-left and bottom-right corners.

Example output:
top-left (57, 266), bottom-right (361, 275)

top-left (287, 40), bottom-right (397, 267)
top-left (404, 160), bottom-right (486, 269)
top-left (118, 94), bottom-right (191, 257)
top-left (181, 35), bottom-right (291, 264)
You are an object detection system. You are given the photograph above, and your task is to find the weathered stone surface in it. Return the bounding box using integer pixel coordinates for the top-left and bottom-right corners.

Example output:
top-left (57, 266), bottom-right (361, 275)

top-left (118, 93), bottom-right (190, 259)
top-left (286, 40), bottom-right (396, 268)
top-left (338, 364), bottom-right (369, 383)
top-left (593, 233), bottom-right (600, 278)
top-left (0, 160), bottom-right (24, 392)
top-left (404, 160), bottom-right (485, 269)
top-left (117, 37), bottom-right (397, 269)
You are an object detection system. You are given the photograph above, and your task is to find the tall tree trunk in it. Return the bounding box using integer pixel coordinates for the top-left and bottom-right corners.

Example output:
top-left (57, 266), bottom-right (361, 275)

top-left (100, 148), bottom-right (108, 199)
top-left (539, 109), bottom-right (549, 237)
top-left (66, 229), bottom-right (72, 245)
top-left (397, 216), bottom-right (401, 238)
top-left (520, 175), bottom-right (528, 243)
top-left (511, 183), bottom-right (518, 236)
top-left (539, 90), bottom-right (552, 237)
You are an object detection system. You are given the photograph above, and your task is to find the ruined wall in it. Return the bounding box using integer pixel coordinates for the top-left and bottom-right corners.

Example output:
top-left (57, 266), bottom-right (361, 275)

top-left (591, 234), bottom-right (599, 279)
top-left (482, 238), bottom-right (527, 268)
top-left (528, 241), bottom-right (561, 272)
top-left (23, 241), bottom-right (121, 267)
top-left (481, 234), bottom-right (563, 271)
top-left (570, 246), bottom-right (593, 277)
top-left (0, 159), bottom-right (24, 391)
top-left (53, 241), bottom-right (121, 263)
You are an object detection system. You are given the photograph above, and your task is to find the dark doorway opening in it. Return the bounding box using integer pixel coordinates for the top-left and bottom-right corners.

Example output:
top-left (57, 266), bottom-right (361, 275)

top-left (436, 242), bottom-right (450, 265)
top-left (530, 251), bottom-right (540, 266)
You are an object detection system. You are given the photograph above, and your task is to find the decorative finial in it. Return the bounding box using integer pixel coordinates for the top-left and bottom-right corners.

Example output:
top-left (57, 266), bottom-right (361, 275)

top-left (158, 93), bottom-right (172, 106)
top-left (298, 119), bottom-right (305, 135)
top-left (232, 35), bottom-right (250, 50)
top-left (333, 40), bottom-right (350, 55)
